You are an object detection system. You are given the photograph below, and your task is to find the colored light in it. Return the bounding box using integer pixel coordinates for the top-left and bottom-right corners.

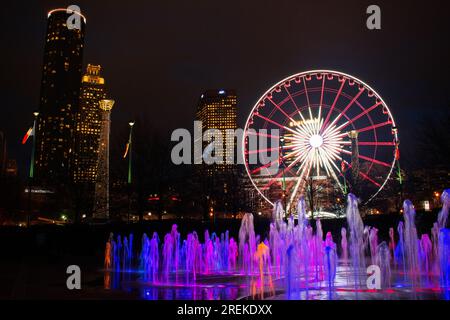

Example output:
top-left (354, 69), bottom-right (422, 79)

top-left (309, 134), bottom-right (323, 148)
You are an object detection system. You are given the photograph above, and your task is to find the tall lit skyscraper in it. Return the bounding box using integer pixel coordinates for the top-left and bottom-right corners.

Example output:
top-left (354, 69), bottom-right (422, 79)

top-left (195, 89), bottom-right (237, 174)
top-left (195, 90), bottom-right (238, 218)
top-left (35, 8), bottom-right (86, 187)
top-left (73, 64), bottom-right (106, 183)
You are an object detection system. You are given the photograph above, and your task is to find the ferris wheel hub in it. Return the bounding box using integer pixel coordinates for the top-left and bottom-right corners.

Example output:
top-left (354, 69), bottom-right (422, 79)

top-left (309, 134), bottom-right (323, 148)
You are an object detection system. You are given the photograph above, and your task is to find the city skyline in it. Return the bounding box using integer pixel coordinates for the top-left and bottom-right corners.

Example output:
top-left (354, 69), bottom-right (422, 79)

top-left (1, 1), bottom-right (450, 177)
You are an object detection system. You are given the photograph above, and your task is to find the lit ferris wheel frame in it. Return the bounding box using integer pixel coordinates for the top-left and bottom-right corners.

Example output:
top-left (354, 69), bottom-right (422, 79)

top-left (242, 70), bottom-right (399, 213)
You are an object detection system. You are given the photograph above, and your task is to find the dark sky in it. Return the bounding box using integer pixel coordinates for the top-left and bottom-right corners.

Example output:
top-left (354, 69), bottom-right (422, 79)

top-left (1, 0), bottom-right (449, 175)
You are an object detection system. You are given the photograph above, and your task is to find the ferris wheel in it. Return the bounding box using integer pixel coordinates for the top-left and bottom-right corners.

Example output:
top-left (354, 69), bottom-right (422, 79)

top-left (243, 70), bottom-right (399, 214)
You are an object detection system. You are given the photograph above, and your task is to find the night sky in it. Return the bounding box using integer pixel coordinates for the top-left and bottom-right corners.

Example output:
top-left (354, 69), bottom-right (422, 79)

top-left (1, 0), bottom-right (449, 175)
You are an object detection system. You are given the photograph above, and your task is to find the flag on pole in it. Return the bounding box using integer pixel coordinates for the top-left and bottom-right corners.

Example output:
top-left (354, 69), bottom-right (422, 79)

top-left (395, 147), bottom-right (400, 160)
top-left (123, 142), bottom-right (130, 159)
top-left (22, 124), bottom-right (35, 145)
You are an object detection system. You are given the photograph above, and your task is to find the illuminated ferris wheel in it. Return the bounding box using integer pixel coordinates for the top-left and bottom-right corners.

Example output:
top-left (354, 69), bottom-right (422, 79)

top-left (243, 70), bottom-right (399, 214)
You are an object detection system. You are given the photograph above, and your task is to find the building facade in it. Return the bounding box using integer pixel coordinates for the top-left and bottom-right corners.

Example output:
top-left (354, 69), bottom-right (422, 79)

top-left (73, 64), bottom-right (106, 184)
top-left (35, 8), bottom-right (86, 187)
top-left (196, 89), bottom-right (237, 173)
top-left (195, 90), bottom-right (238, 218)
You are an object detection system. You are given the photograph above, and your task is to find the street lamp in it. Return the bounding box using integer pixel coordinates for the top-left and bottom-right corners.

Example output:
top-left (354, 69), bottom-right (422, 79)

top-left (27, 111), bottom-right (39, 227)
top-left (127, 121), bottom-right (135, 223)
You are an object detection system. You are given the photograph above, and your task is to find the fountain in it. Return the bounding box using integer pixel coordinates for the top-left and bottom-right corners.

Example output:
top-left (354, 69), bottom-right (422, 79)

top-left (376, 241), bottom-right (391, 289)
top-left (403, 200), bottom-right (419, 284)
top-left (239, 213), bottom-right (256, 274)
top-left (101, 189), bottom-right (450, 300)
top-left (438, 189), bottom-right (450, 229)
top-left (340, 228), bottom-right (348, 262)
top-left (346, 193), bottom-right (365, 290)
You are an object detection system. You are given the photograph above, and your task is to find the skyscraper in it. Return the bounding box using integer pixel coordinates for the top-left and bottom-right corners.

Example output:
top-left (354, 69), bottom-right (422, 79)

top-left (73, 64), bottom-right (106, 184)
top-left (195, 89), bottom-right (237, 174)
top-left (195, 90), bottom-right (238, 218)
top-left (35, 8), bottom-right (86, 187)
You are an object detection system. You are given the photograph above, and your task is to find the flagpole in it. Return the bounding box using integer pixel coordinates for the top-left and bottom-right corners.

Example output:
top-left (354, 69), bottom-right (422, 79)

top-left (395, 144), bottom-right (403, 211)
top-left (341, 156), bottom-right (347, 195)
top-left (27, 111), bottom-right (39, 227)
top-left (127, 121), bottom-right (135, 223)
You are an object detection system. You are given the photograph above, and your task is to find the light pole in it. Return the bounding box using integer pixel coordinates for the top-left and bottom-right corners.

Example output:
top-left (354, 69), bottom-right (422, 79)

top-left (27, 111), bottom-right (39, 227)
top-left (127, 121), bottom-right (135, 223)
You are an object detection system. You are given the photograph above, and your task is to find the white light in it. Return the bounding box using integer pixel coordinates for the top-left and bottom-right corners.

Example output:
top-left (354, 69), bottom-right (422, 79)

top-left (82, 214), bottom-right (86, 218)
top-left (258, 212), bottom-right (262, 216)
top-left (148, 212), bottom-right (152, 216)
top-left (309, 134), bottom-right (323, 148)
top-left (219, 90), bottom-right (225, 94)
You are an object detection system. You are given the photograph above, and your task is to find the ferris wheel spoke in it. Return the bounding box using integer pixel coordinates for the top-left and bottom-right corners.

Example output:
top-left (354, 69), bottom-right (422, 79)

top-left (250, 159), bottom-right (279, 175)
top-left (260, 150), bottom-right (307, 190)
top-left (267, 97), bottom-right (298, 125)
top-left (320, 150), bottom-right (345, 193)
top-left (341, 101), bottom-right (383, 129)
top-left (319, 76), bottom-right (325, 108)
top-left (357, 120), bottom-right (393, 133)
top-left (357, 141), bottom-right (395, 146)
top-left (328, 88), bottom-right (365, 129)
top-left (303, 76), bottom-right (312, 113)
top-left (284, 86), bottom-right (301, 114)
top-left (294, 148), bottom-right (314, 175)
top-left (296, 109), bottom-right (316, 134)
top-left (321, 79), bottom-right (346, 133)
top-left (359, 171), bottom-right (381, 187)
top-left (341, 149), bottom-right (391, 168)
top-left (286, 156), bottom-right (313, 213)
top-left (246, 147), bottom-right (280, 155)
top-left (322, 120), bottom-right (349, 138)
top-left (247, 130), bottom-right (279, 139)
top-left (255, 113), bottom-right (298, 135)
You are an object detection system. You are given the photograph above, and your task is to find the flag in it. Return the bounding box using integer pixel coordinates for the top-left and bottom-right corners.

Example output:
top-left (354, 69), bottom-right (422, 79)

top-left (123, 142), bottom-right (130, 159)
top-left (22, 124), bottom-right (34, 145)
top-left (341, 160), bottom-right (345, 172)
top-left (395, 147), bottom-right (400, 160)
